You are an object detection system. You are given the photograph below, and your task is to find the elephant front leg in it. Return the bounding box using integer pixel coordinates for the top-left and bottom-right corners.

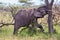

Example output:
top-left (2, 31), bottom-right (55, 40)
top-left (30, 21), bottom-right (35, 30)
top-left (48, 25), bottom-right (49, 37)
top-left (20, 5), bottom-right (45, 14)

top-left (36, 24), bottom-right (44, 32)
top-left (33, 18), bottom-right (44, 32)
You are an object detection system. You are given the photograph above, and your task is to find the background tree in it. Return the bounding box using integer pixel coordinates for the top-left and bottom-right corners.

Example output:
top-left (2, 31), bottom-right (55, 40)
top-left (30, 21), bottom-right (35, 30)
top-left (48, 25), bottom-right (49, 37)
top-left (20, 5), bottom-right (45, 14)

top-left (45, 0), bottom-right (54, 35)
top-left (19, 0), bottom-right (33, 6)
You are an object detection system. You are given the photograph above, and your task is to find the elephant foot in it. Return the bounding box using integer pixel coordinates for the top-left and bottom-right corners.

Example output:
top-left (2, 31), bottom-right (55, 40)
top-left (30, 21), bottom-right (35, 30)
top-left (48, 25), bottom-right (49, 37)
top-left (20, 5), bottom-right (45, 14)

top-left (13, 30), bottom-right (18, 36)
top-left (39, 29), bottom-right (44, 33)
top-left (13, 33), bottom-right (18, 36)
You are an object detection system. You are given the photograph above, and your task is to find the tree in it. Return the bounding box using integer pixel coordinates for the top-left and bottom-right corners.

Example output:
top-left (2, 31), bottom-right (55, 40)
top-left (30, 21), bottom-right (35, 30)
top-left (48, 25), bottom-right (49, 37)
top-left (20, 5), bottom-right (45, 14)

top-left (19, 0), bottom-right (33, 6)
top-left (19, 0), bottom-right (28, 3)
top-left (45, 0), bottom-right (54, 35)
top-left (0, 4), bottom-right (20, 27)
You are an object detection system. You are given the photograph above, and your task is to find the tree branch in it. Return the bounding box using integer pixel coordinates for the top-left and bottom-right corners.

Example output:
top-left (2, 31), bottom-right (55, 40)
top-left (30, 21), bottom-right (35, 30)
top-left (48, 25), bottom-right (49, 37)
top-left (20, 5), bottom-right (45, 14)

top-left (0, 23), bottom-right (14, 27)
top-left (50, 0), bottom-right (54, 6)
top-left (45, 0), bottom-right (49, 6)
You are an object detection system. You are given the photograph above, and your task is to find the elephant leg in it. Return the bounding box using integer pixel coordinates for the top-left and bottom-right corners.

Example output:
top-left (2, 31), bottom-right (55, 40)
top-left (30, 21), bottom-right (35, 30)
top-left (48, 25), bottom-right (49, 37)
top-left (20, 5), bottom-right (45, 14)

top-left (33, 18), bottom-right (44, 32)
top-left (13, 24), bottom-right (19, 35)
top-left (13, 21), bottom-right (20, 35)
top-left (36, 24), bottom-right (44, 32)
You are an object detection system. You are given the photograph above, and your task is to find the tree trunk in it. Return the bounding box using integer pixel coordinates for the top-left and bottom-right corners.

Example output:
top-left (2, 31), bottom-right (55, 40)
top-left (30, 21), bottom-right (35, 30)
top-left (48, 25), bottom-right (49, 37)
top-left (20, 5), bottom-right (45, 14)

top-left (48, 5), bottom-right (54, 35)
top-left (45, 0), bottom-right (54, 35)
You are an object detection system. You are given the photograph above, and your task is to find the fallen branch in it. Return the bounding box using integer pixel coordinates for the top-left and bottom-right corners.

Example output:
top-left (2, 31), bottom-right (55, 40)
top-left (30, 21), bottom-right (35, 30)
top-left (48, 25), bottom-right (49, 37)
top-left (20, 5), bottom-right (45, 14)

top-left (0, 23), bottom-right (14, 27)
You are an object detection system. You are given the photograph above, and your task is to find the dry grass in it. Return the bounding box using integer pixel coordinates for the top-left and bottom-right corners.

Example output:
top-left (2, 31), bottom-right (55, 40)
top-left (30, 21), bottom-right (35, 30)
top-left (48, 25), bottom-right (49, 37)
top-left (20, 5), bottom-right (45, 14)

top-left (0, 37), bottom-right (57, 40)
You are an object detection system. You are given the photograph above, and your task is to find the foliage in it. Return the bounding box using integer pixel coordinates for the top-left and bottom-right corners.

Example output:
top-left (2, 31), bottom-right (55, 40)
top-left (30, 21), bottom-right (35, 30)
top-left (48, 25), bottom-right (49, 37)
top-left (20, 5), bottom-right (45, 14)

top-left (19, 0), bottom-right (28, 3)
top-left (19, 0), bottom-right (33, 6)
top-left (19, 27), bottom-right (38, 36)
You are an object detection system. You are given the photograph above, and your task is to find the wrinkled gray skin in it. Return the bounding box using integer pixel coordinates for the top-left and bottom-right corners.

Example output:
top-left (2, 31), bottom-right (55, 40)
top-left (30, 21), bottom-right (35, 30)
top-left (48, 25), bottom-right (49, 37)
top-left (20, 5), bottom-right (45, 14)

top-left (13, 6), bottom-right (48, 35)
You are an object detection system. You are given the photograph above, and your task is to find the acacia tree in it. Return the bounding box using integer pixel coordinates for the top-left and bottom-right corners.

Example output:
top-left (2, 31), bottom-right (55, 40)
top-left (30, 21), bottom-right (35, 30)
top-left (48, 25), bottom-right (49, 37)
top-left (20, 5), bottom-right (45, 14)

top-left (19, 0), bottom-right (33, 6)
top-left (45, 0), bottom-right (54, 35)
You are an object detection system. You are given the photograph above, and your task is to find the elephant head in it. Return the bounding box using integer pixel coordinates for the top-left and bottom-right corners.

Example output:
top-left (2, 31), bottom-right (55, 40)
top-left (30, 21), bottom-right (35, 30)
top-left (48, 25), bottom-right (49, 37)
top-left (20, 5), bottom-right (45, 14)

top-left (33, 8), bottom-right (43, 18)
top-left (36, 6), bottom-right (48, 18)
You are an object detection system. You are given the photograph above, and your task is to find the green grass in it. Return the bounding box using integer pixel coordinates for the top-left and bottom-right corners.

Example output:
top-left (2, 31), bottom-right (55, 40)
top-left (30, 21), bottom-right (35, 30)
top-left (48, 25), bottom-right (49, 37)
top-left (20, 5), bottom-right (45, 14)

top-left (0, 24), bottom-right (60, 40)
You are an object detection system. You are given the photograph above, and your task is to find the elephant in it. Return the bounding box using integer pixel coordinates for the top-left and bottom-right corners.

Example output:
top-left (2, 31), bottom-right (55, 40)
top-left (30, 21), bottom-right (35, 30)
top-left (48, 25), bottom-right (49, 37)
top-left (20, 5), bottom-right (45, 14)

top-left (13, 6), bottom-right (48, 35)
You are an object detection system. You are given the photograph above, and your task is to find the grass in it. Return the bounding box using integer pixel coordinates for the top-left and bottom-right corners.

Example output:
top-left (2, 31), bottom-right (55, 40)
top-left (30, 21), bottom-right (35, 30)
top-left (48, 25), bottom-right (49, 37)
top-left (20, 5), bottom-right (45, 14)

top-left (0, 24), bottom-right (60, 40)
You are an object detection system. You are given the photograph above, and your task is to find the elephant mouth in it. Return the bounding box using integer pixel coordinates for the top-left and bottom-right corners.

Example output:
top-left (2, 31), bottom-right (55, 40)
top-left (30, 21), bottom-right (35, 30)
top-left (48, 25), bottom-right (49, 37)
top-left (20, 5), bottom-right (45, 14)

top-left (40, 16), bottom-right (44, 18)
top-left (36, 15), bottom-right (44, 18)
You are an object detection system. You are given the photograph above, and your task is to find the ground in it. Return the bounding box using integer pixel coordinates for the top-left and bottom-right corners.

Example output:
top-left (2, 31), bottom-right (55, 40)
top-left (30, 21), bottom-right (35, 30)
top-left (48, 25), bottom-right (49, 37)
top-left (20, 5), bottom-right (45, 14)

top-left (0, 24), bottom-right (60, 40)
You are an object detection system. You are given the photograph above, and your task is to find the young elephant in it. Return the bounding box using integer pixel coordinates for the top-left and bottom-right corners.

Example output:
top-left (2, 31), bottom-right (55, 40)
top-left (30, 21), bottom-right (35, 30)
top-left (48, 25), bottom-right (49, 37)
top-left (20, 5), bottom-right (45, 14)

top-left (13, 6), bottom-right (48, 35)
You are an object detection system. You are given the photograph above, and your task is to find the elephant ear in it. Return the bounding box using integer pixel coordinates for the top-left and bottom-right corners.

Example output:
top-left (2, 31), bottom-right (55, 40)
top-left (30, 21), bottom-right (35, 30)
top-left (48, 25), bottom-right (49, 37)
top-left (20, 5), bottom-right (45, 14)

top-left (33, 11), bottom-right (43, 18)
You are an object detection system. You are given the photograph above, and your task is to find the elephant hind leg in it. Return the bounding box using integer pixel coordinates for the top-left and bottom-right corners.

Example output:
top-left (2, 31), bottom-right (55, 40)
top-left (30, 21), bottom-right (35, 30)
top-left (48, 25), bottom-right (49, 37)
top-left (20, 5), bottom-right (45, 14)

top-left (13, 22), bottom-right (20, 35)
top-left (13, 25), bottom-right (19, 35)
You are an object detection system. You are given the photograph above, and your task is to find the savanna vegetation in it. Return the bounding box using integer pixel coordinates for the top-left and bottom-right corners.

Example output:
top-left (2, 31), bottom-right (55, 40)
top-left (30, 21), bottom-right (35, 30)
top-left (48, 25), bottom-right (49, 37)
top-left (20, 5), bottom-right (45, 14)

top-left (0, 0), bottom-right (60, 40)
